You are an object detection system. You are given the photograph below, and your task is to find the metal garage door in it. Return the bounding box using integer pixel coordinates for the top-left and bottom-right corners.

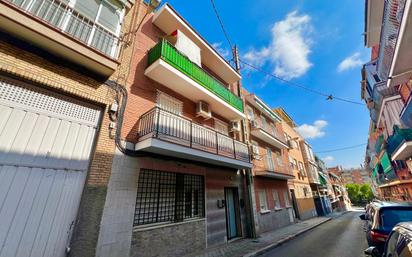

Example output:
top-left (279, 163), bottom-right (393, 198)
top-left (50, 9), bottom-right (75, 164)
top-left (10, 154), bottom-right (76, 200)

top-left (0, 78), bottom-right (101, 257)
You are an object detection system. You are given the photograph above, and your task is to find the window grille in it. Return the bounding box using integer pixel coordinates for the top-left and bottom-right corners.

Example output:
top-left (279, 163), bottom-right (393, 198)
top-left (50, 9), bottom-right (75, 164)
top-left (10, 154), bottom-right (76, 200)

top-left (134, 169), bottom-right (204, 226)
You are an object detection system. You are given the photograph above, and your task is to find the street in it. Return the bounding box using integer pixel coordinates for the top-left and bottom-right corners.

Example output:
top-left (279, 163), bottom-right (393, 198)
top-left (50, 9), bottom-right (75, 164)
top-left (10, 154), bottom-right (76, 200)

top-left (260, 210), bottom-right (368, 257)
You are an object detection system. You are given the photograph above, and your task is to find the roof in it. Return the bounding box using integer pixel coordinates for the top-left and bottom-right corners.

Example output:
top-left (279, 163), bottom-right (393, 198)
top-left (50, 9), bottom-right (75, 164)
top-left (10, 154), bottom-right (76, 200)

top-left (370, 200), bottom-right (412, 209)
top-left (273, 107), bottom-right (297, 127)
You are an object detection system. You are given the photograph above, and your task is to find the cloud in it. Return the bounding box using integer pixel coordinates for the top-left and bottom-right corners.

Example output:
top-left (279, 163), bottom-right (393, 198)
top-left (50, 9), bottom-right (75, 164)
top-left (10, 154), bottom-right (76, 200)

top-left (295, 120), bottom-right (328, 139)
top-left (211, 42), bottom-right (231, 59)
top-left (243, 11), bottom-right (313, 80)
top-left (323, 156), bottom-right (334, 162)
top-left (337, 52), bottom-right (364, 72)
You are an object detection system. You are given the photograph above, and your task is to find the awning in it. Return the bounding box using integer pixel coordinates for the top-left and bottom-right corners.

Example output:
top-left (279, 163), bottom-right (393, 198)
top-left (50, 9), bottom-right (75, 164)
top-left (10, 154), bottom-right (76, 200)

top-left (380, 151), bottom-right (393, 174)
top-left (319, 172), bottom-right (328, 186)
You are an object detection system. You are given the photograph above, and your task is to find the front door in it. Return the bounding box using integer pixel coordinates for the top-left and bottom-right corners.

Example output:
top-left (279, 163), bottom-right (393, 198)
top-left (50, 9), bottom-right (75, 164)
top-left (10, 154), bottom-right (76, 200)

top-left (290, 189), bottom-right (300, 220)
top-left (224, 187), bottom-right (241, 240)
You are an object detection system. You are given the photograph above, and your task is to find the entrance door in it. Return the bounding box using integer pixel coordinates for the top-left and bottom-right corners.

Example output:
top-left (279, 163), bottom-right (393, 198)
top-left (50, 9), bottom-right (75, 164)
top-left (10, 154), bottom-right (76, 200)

top-left (0, 79), bottom-right (101, 257)
top-left (290, 189), bottom-right (300, 220)
top-left (224, 187), bottom-right (241, 240)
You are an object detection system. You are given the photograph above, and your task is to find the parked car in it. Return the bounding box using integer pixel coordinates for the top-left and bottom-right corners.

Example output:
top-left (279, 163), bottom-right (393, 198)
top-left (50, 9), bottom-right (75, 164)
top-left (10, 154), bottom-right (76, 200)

top-left (364, 222), bottom-right (412, 257)
top-left (360, 201), bottom-right (412, 253)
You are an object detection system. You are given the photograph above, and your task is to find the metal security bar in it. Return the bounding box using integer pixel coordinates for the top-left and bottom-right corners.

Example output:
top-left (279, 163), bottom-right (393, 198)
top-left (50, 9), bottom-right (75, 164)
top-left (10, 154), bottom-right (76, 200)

top-left (137, 107), bottom-right (250, 163)
top-left (5, 0), bottom-right (120, 58)
top-left (377, 0), bottom-right (406, 81)
top-left (134, 169), bottom-right (204, 226)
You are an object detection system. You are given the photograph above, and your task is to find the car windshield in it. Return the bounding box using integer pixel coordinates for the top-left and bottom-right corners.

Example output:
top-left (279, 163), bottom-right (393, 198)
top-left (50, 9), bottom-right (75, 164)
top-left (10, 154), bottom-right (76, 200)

top-left (380, 209), bottom-right (412, 231)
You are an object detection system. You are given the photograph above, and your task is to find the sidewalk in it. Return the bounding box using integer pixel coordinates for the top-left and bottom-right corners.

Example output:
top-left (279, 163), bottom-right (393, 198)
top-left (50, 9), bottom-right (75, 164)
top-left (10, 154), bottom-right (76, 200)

top-left (184, 212), bottom-right (348, 257)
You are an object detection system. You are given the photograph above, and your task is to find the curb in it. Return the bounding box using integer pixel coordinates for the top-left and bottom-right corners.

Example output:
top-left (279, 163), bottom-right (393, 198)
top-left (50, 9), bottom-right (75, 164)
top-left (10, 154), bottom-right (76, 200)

top-left (243, 217), bottom-right (333, 257)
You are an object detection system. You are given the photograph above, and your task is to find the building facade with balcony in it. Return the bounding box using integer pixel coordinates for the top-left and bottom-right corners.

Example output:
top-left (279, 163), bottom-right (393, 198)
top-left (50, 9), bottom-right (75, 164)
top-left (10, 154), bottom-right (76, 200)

top-left (274, 107), bottom-right (317, 221)
top-left (314, 156), bottom-right (333, 216)
top-left (327, 166), bottom-right (351, 211)
top-left (340, 167), bottom-right (372, 185)
top-left (93, 3), bottom-right (254, 257)
top-left (361, 0), bottom-right (412, 202)
top-left (0, 0), bottom-right (138, 256)
top-left (243, 94), bottom-right (295, 235)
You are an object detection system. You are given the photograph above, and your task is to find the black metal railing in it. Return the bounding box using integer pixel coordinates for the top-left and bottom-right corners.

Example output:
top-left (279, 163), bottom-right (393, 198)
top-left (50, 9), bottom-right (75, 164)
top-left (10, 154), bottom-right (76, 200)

top-left (138, 107), bottom-right (250, 163)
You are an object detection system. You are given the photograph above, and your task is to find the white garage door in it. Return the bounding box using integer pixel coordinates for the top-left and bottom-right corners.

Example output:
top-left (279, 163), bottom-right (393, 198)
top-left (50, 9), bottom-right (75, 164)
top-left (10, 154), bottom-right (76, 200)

top-left (0, 78), bottom-right (101, 257)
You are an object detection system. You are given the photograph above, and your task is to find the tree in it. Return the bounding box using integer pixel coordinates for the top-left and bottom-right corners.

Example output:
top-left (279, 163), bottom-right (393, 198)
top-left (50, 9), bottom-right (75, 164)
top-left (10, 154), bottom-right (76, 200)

top-left (346, 183), bottom-right (373, 205)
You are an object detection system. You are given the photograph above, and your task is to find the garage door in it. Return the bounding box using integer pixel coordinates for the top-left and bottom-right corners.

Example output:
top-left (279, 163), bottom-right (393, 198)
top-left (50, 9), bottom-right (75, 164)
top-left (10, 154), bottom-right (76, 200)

top-left (0, 78), bottom-right (101, 257)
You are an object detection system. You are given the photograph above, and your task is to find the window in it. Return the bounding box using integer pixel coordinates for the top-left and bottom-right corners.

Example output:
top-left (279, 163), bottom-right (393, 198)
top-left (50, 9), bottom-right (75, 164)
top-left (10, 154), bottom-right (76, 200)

top-left (134, 169), bottom-right (204, 226)
top-left (298, 162), bottom-right (305, 175)
top-left (293, 159), bottom-right (298, 169)
top-left (289, 156), bottom-right (294, 168)
top-left (275, 152), bottom-right (283, 166)
top-left (259, 191), bottom-right (269, 211)
top-left (156, 91), bottom-right (183, 115)
top-left (283, 191), bottom-right (291, 207)
top-left (261, 116), bottom-right (267, 131)
top-left (247, 106), bottom-right (254, 120)
top-left (271, 124), bottom-right (277, 136)
top-left (273, 190), bottom-right (281, 209)
top-left (251, 141), bottom-right (260, 155)
top-left (215, 119), bottom-right (229, 135)
top-left (303, 187), bottom-right (308, 197)
top-left (266, 148), bottom-right (274, 171)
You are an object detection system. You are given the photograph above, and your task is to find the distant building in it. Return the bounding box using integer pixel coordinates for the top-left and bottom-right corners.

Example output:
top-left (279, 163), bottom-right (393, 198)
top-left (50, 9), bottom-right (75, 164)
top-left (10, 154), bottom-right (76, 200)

top-left (340, 168), bottom-right (372, 185)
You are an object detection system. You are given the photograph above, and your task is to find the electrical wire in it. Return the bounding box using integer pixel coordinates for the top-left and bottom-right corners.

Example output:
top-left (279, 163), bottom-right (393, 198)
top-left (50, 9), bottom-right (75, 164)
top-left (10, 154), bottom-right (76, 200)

top-left (209, 0), bottom-right (233, 51)
top-left (240, 60), bottom-right (366, 106)
top-left (315, 143), bottom-right (367, 153)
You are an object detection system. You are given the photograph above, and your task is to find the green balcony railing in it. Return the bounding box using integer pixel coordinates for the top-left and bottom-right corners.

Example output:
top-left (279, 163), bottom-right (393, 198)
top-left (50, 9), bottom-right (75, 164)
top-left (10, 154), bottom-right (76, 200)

top-left (375, 135), bottom-right (385, 154)
top-left (147, 39), bottom-right (244, 113)
top-left (387, 126), bottom-right (412, 157)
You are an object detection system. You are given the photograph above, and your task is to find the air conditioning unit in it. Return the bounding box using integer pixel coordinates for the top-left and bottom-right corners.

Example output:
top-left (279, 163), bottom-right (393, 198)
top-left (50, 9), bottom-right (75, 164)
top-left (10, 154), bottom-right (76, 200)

top-left (230, 121), bottom-right (241, 132)
top-left (251, 120), bottom-right (260, 129)
top-left (196, 101), bottom-right (211, 119)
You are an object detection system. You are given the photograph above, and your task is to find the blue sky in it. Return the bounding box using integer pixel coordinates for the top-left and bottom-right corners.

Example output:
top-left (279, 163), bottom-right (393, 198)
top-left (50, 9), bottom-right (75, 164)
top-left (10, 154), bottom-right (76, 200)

top-left (164, 0), bottom-right (370, 168)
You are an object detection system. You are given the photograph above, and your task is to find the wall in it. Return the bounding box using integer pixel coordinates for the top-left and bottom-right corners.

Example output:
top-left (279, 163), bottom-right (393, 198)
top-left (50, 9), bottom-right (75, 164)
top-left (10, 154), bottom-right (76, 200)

top-left (131, 219), bottom-right (205, 257)
top-left (96, 150), bottom-right (248, 257)
top-left (296, 198), bottom-right (317, 220)
top-left (253, 177), bottom-right (291, 234)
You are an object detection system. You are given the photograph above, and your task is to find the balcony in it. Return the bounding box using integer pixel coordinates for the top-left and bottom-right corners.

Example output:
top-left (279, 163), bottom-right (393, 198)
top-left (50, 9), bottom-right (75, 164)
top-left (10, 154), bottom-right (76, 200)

top-left (253, 160), bottom-right (294, 180)
top-left (250, 122), bottom-right (288, 150)
top-left (401, 93), bottom-right (412, 127)
top-left (364, 0), bottom-right (385, 47)
top-left (375, 134), bottom-right (385, 154)
top-left (1, 0), bottom-right (121, 77)
top-left (145, 39), bottom-right (245, 121)
top-left (387, 126), bottom-right (412, 160)
top-left (135, 107), bottom-right (251, 169)
top-left (376, 0), bottom-right (412, 87)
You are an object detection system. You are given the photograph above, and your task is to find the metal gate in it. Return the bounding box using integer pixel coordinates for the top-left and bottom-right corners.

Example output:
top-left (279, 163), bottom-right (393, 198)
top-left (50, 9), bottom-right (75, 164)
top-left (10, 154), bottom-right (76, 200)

top-left (0, 78), bottom-right (101, 257)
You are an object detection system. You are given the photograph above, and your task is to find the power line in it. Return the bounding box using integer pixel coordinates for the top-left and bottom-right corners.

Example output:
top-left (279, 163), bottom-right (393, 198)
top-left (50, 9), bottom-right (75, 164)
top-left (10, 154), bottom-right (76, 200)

top-left (240, 60), bottom-right (366, 106)
top-left (209, 0), bottom-right (233, 51)
top-left (316, 143), bottom-right (367, 153)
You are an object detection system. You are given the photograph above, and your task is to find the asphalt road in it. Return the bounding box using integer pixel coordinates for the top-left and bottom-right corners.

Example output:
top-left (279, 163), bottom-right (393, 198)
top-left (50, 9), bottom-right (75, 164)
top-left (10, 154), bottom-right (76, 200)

top-left (260, 210), bottom-right (368, 257)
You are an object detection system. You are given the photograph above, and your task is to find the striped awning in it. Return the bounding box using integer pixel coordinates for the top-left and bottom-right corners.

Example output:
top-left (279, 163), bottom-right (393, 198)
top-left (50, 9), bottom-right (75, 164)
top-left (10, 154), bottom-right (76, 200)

top-left (319, 172), bottom-right (328, 186)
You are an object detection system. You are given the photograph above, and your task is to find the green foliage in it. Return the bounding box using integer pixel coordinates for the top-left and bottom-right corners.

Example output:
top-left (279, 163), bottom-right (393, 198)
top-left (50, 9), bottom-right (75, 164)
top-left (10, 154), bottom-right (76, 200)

top-left (346, 183), bottom-right (374, 205)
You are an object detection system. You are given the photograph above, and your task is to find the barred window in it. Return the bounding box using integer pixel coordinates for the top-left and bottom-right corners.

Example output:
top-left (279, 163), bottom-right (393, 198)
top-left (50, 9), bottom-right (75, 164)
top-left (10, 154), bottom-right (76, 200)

top-left (134, 169), bottom-right (205, 226)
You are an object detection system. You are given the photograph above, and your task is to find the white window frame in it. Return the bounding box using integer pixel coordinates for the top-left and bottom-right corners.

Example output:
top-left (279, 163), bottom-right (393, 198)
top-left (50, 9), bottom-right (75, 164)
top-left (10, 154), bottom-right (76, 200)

top-left (273, 190), bottom-right (281, 209)
top-left (259, 191), bottom-right (269, 212)
top-left (251, 140), bottom-right (260, 155)
top-left (283, 191), bottom-right (291, 207)
top-left (266, 147), bottom-right (274, 171)
top-left (261, 115), bottom-right (267, 131)
top-left (247, 106), bottom-right (254, 120)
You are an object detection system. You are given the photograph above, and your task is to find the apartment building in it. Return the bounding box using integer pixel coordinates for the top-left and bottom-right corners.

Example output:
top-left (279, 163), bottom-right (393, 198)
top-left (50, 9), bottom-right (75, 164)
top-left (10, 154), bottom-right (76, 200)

top-left (314, 156), bottom-right (333, 216)
top-left (0, 0), bottom-right (140, 256)
top-left (274, 107), bottom-right (317, 220)
top-left (243, 94), bottom-right (295, 234)
top-left (328, 167), bottom-right (350, 211)
top-left (92, 3), bottom-right (254, 257)
top-left (340, 167), bottom-right (371, 185)
top-left (361, 0), bottom-right (412, 202)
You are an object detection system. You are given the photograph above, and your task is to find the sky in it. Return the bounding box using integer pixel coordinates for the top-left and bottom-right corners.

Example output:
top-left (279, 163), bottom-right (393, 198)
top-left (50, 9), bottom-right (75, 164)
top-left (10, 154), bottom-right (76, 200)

top-left (164, 0), bottom-right (370, 168)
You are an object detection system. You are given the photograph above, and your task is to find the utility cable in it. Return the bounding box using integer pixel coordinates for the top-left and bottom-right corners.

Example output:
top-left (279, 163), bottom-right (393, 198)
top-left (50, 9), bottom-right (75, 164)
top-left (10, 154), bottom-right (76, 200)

top-left (209, 0), bottom-right (233, 51)
top-left (316, 143), bottom-right (367, 153)
top-left (240, 59), bottom-right (365, 106)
